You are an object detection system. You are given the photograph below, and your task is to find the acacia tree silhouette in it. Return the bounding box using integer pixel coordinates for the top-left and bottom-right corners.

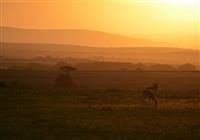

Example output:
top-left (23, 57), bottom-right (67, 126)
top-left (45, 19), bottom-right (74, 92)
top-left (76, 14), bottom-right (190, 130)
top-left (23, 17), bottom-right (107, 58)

top-left (54, 65), bottom-right (77, 88)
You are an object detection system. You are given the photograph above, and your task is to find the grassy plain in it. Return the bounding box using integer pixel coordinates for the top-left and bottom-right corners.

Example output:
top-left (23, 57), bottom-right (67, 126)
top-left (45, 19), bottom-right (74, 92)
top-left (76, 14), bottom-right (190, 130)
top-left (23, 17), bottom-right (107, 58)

top-left (0, 70), bottom-right (199, 140)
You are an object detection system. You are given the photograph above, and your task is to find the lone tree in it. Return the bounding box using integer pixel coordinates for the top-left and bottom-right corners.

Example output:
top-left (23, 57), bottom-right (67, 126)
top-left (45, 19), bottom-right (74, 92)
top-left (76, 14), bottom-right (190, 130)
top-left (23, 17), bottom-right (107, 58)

top-left (54, 65), bottom-right (77, 88)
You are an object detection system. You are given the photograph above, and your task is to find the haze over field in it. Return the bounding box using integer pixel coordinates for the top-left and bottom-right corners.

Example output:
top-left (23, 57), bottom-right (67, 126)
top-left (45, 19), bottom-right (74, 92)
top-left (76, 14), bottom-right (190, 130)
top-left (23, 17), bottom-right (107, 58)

top-left (2, 42), bottom-right (199, 65)
top-left (0, 0), bottom-right (199, 65)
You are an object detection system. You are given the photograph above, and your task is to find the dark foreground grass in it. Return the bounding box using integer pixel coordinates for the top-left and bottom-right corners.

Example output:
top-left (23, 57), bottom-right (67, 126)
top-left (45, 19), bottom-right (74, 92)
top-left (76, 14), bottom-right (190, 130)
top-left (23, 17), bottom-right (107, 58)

top-left (0, 88), bottom-right (199, 140)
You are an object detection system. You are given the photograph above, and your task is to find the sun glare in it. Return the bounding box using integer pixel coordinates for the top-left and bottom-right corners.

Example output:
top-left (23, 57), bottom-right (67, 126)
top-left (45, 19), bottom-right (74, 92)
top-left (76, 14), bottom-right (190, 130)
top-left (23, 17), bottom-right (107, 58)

top-left (161, 0), bottom-right (198, 5)
top-left (125, 0), bottom-right (199, 7)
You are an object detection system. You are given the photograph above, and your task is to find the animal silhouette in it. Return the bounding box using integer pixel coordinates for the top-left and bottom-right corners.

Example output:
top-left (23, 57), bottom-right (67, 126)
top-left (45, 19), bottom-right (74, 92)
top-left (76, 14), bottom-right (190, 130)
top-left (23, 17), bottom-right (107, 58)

top-left (142, 83), bottom-right (158, 107)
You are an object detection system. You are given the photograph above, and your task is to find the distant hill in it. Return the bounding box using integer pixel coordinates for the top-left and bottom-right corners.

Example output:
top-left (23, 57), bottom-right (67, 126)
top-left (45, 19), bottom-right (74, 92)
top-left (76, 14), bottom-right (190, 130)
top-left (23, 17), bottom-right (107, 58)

top-left (1, 42), bottom-right (199, 65)
top-left (0, 27), bottom-right (175, 48)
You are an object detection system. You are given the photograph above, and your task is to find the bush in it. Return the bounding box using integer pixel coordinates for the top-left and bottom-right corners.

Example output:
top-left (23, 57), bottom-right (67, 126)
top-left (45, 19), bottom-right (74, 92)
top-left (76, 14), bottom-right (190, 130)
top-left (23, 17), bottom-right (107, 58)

top-left (54, 73), bottom-right (76, 88)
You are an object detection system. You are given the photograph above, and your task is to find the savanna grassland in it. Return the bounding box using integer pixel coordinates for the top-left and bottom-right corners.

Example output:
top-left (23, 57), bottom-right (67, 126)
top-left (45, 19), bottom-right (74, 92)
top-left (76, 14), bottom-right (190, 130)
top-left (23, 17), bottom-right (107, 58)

top-left (0, 70), bottom-right (200, 140)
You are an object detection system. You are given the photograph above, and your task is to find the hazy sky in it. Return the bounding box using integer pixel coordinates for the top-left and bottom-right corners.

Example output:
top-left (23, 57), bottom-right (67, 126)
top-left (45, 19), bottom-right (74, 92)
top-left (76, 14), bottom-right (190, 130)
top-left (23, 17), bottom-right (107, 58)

top-left (0, 0), bottom-right (199, 49)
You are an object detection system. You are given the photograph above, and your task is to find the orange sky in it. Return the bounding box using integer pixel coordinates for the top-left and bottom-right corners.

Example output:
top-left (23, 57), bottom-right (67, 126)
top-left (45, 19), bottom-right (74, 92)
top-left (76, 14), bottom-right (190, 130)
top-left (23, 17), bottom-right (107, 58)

top-left (0, 0), bottom-right (199, 49)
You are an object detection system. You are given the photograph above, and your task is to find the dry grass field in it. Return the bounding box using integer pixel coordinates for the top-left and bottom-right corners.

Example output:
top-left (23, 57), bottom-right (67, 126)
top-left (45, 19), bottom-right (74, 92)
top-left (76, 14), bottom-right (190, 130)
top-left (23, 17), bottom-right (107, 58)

top-left (0, 70), bottom-right (199, 140)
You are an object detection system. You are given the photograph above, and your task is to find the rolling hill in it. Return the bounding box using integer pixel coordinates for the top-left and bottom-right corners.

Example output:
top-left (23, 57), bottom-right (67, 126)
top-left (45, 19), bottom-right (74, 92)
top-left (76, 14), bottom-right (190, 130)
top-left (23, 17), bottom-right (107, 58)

top-left (1, 42), bottom-right (199, 65)
top-left (1, 26), bottom-right (199, 65)
top-left (0, 27), bottom-right (175, 48)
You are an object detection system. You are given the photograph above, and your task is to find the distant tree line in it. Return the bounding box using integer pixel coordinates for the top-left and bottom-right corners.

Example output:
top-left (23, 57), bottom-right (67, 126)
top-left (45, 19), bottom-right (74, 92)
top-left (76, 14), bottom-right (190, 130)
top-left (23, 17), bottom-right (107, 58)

top-left (5, 61), bottom-right (198, 72)
top-left (75, 62), bottom-right (197, 71)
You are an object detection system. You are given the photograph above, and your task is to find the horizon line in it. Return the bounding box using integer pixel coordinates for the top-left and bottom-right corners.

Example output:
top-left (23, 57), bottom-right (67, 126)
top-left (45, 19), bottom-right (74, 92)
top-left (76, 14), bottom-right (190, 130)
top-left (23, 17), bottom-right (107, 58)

top-left (1, 26), bottom-right (198, 35)
top-left (1, 41), bottom-right (199, 51)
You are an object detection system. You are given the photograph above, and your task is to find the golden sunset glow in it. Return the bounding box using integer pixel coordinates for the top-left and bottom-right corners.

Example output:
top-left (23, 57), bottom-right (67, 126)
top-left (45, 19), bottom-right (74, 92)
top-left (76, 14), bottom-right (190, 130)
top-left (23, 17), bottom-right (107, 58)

top-left (1, 1), bottom-right (200, 139)
top-left (161, 0), bottom-right (197, 5)
top-left (0, 0), bottom-right (199, 49)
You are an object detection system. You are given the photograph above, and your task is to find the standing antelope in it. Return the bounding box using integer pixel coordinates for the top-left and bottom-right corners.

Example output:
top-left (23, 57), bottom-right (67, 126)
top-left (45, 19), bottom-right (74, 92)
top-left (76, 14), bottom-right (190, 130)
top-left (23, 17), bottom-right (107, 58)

top-left (142, 83), bottom-right (158, 107)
